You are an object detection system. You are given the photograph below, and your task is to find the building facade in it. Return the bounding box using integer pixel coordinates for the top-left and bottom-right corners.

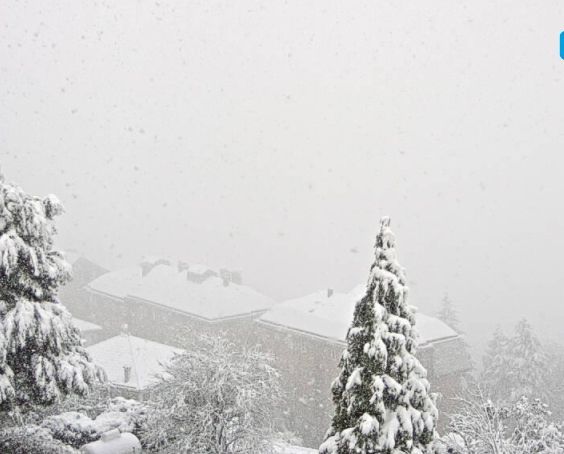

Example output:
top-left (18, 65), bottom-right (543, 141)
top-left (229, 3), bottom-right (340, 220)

top-left (72, 259), bottom-right (470, 448)
top-left (255, 287), bottom-right (471, 447)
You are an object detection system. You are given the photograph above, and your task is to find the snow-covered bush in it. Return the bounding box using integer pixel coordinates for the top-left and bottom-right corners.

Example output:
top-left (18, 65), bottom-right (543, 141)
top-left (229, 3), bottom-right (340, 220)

top-left (439, 387), bottom-right (510, 454)
top-left (39, 397), bottom-right (147, 448)
top-left (320, 217), bottom-right (438, 453)
top-left (0, 176), bottom-right (102, 409)
top-left (438, 386), bottom-right (564, 454)
top-left (141, 335), bottom-right (282, 453)
top-left (41, 411), bottom-right (98, 448)
top-left (93, 397), bottom-right (147, 434)
top-left (0, 424), bottom-right (77, 453)
top-left (432, 432), bottom-right (467, 454)
top-left (509, 396), bottom-right (564, 453)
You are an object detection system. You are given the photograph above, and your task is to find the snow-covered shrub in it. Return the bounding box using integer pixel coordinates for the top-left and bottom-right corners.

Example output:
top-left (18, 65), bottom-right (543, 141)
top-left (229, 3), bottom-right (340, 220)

top-left (141, 335), bottom-right (282, 453)
top-left (39, 397), bottom-right (147, 448)
top-left (93, 397), bottom-right (147, 434)
top-left (0, 424), bottom-right (77, 454)
top-left (41, 411), bottom-right (98, 448)
top-left (320, 218), bottom-right (438, 453)
top-left (0, 177), bottom-right (103, 409)
top-left (509, 396), bottom-right (564, 453)
top-left (447, 388), bottom-right (510, 453)
top-left (441, 387), bottom-right (564, 454)
top-left (432, 432), bottom-right (467, 454)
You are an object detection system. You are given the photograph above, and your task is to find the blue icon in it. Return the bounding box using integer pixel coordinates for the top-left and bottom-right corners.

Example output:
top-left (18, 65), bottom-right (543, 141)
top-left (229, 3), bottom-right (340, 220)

top-left (561, 32), bottom-right (564, 59)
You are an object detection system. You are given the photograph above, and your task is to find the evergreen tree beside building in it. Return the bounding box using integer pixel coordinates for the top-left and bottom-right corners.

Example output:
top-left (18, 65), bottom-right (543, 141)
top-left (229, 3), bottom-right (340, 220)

top-left (0, 176), bottom-right (100, 410)
top-left (320, 217), bottom-right (437, 453)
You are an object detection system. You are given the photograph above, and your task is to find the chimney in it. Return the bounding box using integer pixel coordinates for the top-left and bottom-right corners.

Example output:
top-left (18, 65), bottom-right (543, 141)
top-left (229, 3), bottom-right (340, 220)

top-left (219, 269), bottom-right (231, 287)
top-left (123, 365), bottom-right (132, 383)
top-left (178, 260), bottom-right (190, 273)
top-left (327, 288), bottom-right (334, 298)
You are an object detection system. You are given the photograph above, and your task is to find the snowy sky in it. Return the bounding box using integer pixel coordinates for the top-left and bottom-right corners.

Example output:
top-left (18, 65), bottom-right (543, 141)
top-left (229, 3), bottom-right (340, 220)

top-left (1, 0), bottom-right (563, 353)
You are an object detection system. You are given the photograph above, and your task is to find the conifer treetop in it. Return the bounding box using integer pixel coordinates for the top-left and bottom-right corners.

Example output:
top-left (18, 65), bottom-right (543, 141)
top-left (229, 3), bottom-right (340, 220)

top-left (320, 217), bottom-right (437, 454)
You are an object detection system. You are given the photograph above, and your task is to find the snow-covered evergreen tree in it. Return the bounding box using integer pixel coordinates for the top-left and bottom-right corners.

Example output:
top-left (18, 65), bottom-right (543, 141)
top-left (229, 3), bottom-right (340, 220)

top-left (0, 176), bottom-right (100, 409)
top-left (481, 320), bottom-right (547, 404)
top-left (481, 326), bottom-right (510, 402)
top-left (320, 217), bottom-right (437, 454)
top-left (508, 319), bottom-right (546, 402)
top-left (436, 294), bottom-right (461, 334)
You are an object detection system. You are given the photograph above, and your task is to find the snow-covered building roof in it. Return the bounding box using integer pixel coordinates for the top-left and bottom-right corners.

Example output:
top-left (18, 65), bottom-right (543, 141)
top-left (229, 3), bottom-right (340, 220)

top-left (87, 334), bottom-right (182, 390)
top-left (72, 318), bottom-right (102, 333)
top-left (258, 285), bottom-right (458, 347)
top-left (87, 261), bottom-right (275, 320)
top-left (87, 266), bottom-right (143, 299)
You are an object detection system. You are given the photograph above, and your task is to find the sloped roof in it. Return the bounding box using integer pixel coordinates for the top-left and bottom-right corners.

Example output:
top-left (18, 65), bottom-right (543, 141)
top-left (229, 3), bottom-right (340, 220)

top-left (87, 334), bottom-right (182, 389)
top-left (63, 250), bottom-right (108, 273)
top-left (87, 262), bottom-right (275, 320)
top-left (258, 285), bottom-right (458, 347)
top-left (87, 266), bottom-right (142, 299)
top-left (72, 318), bottom-right (102, 332)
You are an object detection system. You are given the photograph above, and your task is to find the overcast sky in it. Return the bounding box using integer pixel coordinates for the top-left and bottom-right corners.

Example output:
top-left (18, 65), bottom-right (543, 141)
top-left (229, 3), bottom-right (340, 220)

top-left (1, 0), bottom-right (563, 354)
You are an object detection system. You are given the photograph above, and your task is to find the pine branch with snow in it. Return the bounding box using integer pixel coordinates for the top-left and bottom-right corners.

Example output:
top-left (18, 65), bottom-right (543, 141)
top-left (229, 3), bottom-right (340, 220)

top-left (0, 178), bottom-right (101, 410)
top-left (320, 217), bottom-right (438, 454)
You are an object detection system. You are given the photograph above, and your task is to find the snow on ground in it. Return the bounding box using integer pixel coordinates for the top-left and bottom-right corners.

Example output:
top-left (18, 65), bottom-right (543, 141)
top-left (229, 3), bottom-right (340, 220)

top-left (274, 442), bottom-right (318, 453)
top-left (87, 334), bottom-right (182, 389)
top-left (258, 285), bottom-right (458, 346)
top-left (88, 262), bottom-right (274, 320)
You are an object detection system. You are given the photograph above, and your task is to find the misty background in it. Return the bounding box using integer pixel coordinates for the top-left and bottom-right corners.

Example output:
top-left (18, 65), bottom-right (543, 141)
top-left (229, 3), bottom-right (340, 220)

top-left (1, 0), bottom-right (563, 359)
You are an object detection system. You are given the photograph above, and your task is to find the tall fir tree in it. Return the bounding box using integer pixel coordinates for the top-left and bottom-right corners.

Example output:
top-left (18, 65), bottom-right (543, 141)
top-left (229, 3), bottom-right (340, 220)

top-left (320, 217), bottom-right (437, 454)
top-left (436, 294), bottom-right (461, 334)
top-left (508, 319), bottom-right (546, 402)
top-left (481, 325), bottom-right (510, 402)
top-left (0, 176), bottom-right (100, 410)
top-left (481, 320), bottom-right (546, 404)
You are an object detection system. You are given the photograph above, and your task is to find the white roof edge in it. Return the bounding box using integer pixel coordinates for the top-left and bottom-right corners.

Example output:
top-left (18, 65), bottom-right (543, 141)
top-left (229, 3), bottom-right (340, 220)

top-left (256, 318), bottom-right (460, 348)
top-left (85, 286), bottom-right (126, 301)
top-left (125, 294), bottom-right (270, 322)
top-left (256, 319), bottom-right (348, 346)
top-left (72, 318), bottom-right (103, 332)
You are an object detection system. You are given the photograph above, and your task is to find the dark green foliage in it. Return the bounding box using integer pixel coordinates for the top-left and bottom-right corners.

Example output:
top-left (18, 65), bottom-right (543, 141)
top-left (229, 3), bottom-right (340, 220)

top-left (321, 218), bottom-right (437, 453)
